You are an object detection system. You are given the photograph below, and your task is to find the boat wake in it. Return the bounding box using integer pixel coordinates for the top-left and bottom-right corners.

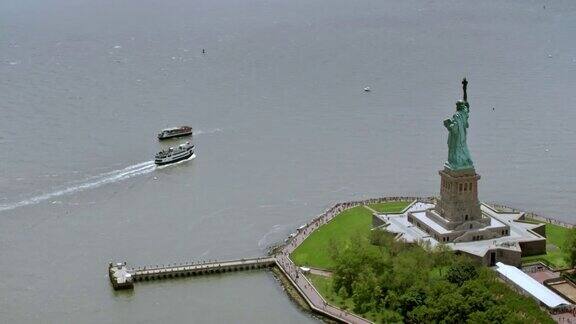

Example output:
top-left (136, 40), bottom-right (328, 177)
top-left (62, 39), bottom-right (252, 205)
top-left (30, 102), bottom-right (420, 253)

top-left (193, 128), bottom-right (222, 136)
top-left (0, 161), bottom-right (156, 212)
top-left (258, 224), bottom-right (286, 249)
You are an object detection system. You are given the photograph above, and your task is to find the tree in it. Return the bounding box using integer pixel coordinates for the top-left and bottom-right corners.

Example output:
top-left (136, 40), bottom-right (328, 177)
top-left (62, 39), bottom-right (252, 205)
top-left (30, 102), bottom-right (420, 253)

top-left (432, 243), bottom-right (455, 277)
top-left (459, 280), bottom-right (495, 313)
top-left (371, 229), bottom-right (404, 256)
top-left (391, 247), bottom-right (432, 291)
top-left (446, 258), bottom-right (479, 286)
top-left (383, 290), bottom-right (401, 311)
top-left (564, 227), bottom-right (576, 268)
top-left (331, 236), bottom-right (368, 296)
top-left (466, 305), bottom-right (509, 324)
top-left (326, 228), bottom-right (552, 323)
top-left (351, 268), bottom-right (379, 314)
top-left (398, 284), bottom-right (427, 316)
top-left (406, 305), bottom-right (436, 324)
top-left (332, 233), bottom-right (390, 296)
top-left (380, 309), bottom-right (403, 324)
top-left (427, 291), bottom-right (470, 324)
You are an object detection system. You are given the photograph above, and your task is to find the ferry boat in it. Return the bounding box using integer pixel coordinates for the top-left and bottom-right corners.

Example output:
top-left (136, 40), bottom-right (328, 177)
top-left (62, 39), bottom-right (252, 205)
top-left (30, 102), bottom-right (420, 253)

top-left (157, 126), bottom-right (193, 140)
top-left (155, 142), bottom-right (195, 165)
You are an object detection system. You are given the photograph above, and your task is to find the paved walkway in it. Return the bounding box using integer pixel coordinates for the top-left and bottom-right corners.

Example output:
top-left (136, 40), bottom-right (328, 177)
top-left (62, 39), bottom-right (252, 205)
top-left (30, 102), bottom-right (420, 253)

top-left (309, 267), bottom-right (333, 277)
top-left (276, 201), bottom-right (373, 324)
top-left (362, 205), bottom-right (378, 214)
top-left (527, 268), bottom-right (559, 284)
top-left (553, 312), bottom-right (576, 323)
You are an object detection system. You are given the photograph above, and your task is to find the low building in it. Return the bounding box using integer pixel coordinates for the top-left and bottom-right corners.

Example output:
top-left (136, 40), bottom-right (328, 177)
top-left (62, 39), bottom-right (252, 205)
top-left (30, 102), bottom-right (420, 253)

top-left (495, 262), bottom-right (572, 311)
top-left (372, 200), bottom-right (546, 267)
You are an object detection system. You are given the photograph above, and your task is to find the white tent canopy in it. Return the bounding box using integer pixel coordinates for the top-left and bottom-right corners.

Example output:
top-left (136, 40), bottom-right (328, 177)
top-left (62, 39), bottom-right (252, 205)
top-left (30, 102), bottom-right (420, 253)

top-left (495, 262), bottom-right (571, 309)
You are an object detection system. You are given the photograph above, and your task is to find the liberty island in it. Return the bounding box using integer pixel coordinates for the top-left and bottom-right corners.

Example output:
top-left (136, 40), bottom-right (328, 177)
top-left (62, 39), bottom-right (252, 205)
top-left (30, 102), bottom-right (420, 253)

top-left (286, 79), bottom-right (575, 322)
top-left (109, 79), bottom-right (575, 323)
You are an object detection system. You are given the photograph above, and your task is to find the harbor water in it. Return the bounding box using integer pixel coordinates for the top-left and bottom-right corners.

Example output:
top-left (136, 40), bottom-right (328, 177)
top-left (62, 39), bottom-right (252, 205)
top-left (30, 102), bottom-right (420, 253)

top-left (0, 0), bottom-right (575, 322)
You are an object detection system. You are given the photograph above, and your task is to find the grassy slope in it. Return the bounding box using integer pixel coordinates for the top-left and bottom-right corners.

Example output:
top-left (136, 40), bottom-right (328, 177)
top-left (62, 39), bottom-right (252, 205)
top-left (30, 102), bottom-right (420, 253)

top-left (291, 206), bottom-right (373, 269)
top-left (291, 201), bottom-right (411, 270)
top-left (522, 222), bottom-right (571, 268)
top-left (545, 223), bottom-right (570, 247)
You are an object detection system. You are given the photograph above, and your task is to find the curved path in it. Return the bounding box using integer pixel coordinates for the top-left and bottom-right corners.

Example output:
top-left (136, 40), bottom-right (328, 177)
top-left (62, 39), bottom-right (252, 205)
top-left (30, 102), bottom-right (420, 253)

top-left (275, 201), bottom-right (373, 324)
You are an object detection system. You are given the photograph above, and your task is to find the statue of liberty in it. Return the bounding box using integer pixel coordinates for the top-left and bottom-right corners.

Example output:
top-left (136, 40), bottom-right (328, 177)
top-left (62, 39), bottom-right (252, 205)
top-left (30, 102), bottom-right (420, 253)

top-left (443, 78), bottom-right (474, 170)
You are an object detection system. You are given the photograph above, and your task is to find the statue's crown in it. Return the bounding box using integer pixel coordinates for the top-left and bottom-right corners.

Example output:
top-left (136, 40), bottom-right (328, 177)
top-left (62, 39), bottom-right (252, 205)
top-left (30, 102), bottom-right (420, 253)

top-left (456, 100), bottom-right (467, 111)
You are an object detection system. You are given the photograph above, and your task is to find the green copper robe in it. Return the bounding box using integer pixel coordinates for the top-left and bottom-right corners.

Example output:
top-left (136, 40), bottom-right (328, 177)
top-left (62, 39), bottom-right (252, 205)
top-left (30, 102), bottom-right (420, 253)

top-left (444, 101), bottom-right (474, 170)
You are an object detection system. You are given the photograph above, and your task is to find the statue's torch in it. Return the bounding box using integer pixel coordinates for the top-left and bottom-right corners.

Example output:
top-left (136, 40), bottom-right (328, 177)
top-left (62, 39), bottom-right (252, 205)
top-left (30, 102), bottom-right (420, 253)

top-left (462, 78), bottom-right (468, 103)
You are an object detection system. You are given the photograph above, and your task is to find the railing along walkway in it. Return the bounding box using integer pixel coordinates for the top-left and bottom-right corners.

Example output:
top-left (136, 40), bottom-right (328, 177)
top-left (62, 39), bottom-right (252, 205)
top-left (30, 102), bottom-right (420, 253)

top-left (277, 201), bottom-right (375, 324)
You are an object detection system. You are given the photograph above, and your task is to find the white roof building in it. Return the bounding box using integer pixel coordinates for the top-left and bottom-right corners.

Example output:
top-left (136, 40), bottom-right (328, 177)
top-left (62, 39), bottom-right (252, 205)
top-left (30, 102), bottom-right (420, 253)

top-left (373, 200), bottom-right (547, 267)
top-left (495, 262), bottom-right (571, 309)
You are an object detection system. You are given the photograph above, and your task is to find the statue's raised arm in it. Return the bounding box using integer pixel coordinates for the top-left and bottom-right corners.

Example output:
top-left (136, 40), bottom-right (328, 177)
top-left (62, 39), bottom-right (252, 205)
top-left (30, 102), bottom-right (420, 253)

top-left (462, 78), bottom-right (468, 103)
top-left (462, 77), bottom-right (470, 110)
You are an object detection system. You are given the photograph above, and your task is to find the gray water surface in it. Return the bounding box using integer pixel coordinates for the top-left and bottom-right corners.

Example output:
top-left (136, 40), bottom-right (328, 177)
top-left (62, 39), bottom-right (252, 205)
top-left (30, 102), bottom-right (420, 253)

top-left (1, 0), bottom-right (575, 322)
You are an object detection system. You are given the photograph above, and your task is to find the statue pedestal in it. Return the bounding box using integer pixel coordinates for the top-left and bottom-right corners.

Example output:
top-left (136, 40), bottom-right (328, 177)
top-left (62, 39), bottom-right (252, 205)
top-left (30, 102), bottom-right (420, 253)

top-left (426, 167), bottom-right (489, 231)
top-left (407, 166), bottom-right (500, 243)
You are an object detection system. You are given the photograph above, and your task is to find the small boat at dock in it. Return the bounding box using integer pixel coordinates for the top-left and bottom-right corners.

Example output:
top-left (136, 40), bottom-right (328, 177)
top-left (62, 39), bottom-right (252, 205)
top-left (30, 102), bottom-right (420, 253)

top-left (157, 126), bottom-right (193, 140)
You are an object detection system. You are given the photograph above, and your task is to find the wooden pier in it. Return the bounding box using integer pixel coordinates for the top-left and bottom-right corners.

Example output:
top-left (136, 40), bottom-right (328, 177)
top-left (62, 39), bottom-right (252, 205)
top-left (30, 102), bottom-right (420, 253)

top-left (108, 198), bottom-right (419, 323)
top-left (109, 257), bottom-right (276, 289)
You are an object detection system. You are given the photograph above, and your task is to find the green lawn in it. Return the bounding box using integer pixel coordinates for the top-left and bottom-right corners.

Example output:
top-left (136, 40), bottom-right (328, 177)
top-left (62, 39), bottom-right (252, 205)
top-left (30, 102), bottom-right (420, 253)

top-left (367, 200), bottom-right (411, 214)
top-left (522, 222), bottom-right (571, 269)
top-left (291, 201), bottom-right (411, 270)
top-left (291, 206), bottom-right (372, 269)
top-left (544, 223), bottom-right (570, 247)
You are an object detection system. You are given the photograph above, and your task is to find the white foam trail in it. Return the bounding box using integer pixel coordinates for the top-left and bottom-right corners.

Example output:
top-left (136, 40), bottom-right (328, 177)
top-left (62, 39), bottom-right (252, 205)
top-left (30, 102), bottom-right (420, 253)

top-left (88, 160), bottom-right (153, 179)
top-left (0, 161), bottom-right (156, 212)
top-left (193, 128), bottom-right (222, 136)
